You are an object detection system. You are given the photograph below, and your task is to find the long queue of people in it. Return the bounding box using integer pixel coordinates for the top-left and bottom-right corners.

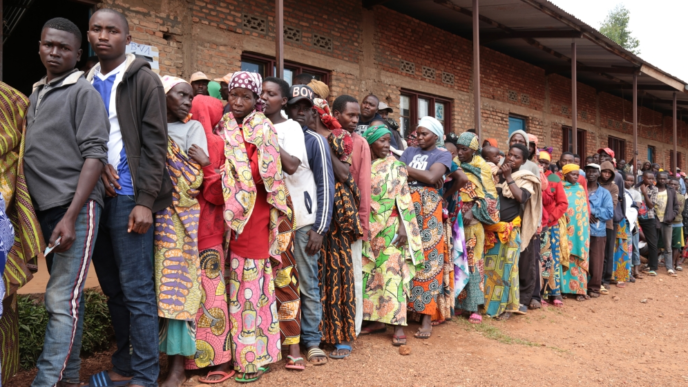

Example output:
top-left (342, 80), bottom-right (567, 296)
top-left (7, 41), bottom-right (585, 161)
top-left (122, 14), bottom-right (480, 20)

top-left (0, 10), bottom-right (682, 387)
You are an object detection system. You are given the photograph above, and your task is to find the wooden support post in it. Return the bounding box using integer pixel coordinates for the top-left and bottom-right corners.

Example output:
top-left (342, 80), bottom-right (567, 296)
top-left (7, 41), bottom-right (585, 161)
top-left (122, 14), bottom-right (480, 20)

top-left (674, 92), bottom-right (678, 173)
top-left (275, 0), bottom-right (284, 78)
top-left (473, 0), bottom-right (481, 140)
top-left (633, 73), bottom-right (638, 170)
top-left (572, 41), bottom-right (577, 155)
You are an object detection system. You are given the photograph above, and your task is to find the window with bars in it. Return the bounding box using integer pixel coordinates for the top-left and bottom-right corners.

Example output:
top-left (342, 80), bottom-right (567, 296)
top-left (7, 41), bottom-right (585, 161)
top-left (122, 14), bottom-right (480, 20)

top-left (399, 90), bottom-right (452, 138)
top-left (607, 136), bottom-right (626, 162)
top-left (240, 53), bottom-right (330, 87)
top-left (562, 126), bottom-right (586, 159)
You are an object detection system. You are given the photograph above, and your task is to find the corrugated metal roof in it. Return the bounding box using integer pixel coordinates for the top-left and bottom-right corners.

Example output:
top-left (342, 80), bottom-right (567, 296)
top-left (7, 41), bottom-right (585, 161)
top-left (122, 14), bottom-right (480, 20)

top-left (383, 0), bottom-right (688, 115)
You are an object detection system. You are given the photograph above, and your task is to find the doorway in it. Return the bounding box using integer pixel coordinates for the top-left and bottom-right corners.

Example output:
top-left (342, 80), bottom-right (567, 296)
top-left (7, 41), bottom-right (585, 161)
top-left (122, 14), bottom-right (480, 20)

top-left (3, 0), bottom-right (94, 97)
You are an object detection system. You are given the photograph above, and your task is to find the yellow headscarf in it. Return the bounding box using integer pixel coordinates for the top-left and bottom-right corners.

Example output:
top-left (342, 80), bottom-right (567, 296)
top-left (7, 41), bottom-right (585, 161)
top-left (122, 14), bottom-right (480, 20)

top-left (562, 164), bottom-right (580, 175)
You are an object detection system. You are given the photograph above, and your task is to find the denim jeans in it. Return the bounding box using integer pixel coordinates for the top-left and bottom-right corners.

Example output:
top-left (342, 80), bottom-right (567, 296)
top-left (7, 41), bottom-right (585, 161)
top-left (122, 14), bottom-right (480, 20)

top-left (92, 196), bottom-right (158, 387)
top-left (631, 232), bottom-right (640, 266)
top-left (32, 200), bottom-right (101, 387)
top-left (659, 223), bottom-right (673, 270)
top-left (292, 226), bottom-right (323, 348)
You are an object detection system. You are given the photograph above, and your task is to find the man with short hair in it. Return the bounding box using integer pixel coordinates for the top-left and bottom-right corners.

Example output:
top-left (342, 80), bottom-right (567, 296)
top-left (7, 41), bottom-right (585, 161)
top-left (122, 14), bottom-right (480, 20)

top-left (355, 94), bottom-right (385, 136)
top-left (655, 171), bottom-right (679, 276)
top-left (87, 8), bottom-right (171, 387)
top-left (598, 161), bottom-right (621, 290)
top-left (28, 17), bottom-right (110, 387)
top-left (585, 163), bottom-right (614, 298)
top-left (378, 101), bottom-right (405, 154)
top-left (666, 178), bottom-right (684, 273)
top-left (333, 94), bottom-right (371, 336)
top-left (189, 71), bottom-right (210, 96)
top-left (638, 171), bottom-right (659, 275)
top-left (284, 84), bottom-right (334, 365)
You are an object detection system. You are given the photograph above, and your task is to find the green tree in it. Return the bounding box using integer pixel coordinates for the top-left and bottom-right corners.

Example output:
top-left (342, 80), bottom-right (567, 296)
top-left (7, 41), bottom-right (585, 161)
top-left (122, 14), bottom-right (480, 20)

top-left (600, 4), bottom-right (640, 55)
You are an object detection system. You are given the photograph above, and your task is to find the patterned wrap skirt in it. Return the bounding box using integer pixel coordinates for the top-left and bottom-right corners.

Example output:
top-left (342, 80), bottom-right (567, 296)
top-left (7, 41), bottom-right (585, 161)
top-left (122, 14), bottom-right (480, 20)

top-left (407, 186), bottom-right (447, 317)
top-left (483, 227), bottom-right (521, 317)
top-left (226, 252), bottom-right (281, 373)
top-left (540, 226), bottom-right (563, 299)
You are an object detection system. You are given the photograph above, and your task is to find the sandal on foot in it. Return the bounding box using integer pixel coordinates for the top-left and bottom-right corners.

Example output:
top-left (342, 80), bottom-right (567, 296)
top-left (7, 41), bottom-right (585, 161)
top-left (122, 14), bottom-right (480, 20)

top-left (329, 344), bottom-right (352, 359)
top-left (529, 300), bottom-right (542, 310)
top-left (616, 282), bottom-right (626, 288)
top-left (676, 266), bottom-right (683, 271)
top-left (414, 329), bottom-right (432, 339)
top-left (198, 370), bottom-right (236, 384)
top-left (468, 313), bottom-right (482, 324)
top-left (599, 286), bottom-right (609, 295)
top-left (431, 319), bottom-right (446, 326)
top-left (306, 347), bottom-right (328, 365)
top-left (392, 335), bottom-right (407, 346)
top-left (668, 269), bottom-right (678, 277)
top-left (576, 295), bottom-right (590, 301)
top-left (553, 299), bottom-right (564, 307)
top-left (360, 326), bottom-right (386, 335)
top-left (88, 371), bottom-right (131, 387)
top-left (285, 356), bottom-right (306, 371)
top-left (235, 367), bottom-right (268, 383)
top-left (646, 270), bottom-right (657, 276)
top-left (588, 291), bottom-right (600, 298)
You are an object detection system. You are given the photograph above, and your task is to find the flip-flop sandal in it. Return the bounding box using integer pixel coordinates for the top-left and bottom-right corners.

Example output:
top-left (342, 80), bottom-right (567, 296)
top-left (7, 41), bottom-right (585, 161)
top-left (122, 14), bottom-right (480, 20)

top-left (329, 344), bottom-right (352, 359)
top-left (88, 371), bottom-right (131, 387)
top-left (413, 330), bottom-right (432, 339)
top-left (468, 313), bottom-right (482, 324)
top-left (646, 270), bottom-right (658, 276)
top-left (360, 326), bottom-right (386, 335)
top-left (553, 299), bottom-right (564, 307)
top-left (616, 282), bottom-right (626, 288)
top-left (235, 367), bottom-right (268, 383)
top-left (307, 347), bottom-right (328, 365)
top-left (431, 320), bottom-right (446, 326)
top-left (576, 295), bottom-right (590, 301)
top-left (198, 370), bottom-right (236, 384)
top-left (392, 335), bottom-right (407, 346)
top-left (285, 355), bottom-right (306, 371)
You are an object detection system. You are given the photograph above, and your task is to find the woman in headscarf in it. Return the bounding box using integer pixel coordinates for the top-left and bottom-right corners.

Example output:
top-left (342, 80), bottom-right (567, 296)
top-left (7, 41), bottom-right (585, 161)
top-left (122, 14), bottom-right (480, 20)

top-left (560, 164), bottom-right (591, 300)
top-left (311, 98), bottom-right (362, 359)
top-left (359, 124), bottom-right (423, 346)
top-left (537, 150), bottom-right (569, 308)
top-left (400, 116), bottom-right (452, 338)
top-left (155, 76), bottom-right (220, 386)
top-left (483, 144), bottom-right (541, 319)
top-left (218, 71), bottom-right (292, 382)
top-left (454, 132), bottom-right (499, 324)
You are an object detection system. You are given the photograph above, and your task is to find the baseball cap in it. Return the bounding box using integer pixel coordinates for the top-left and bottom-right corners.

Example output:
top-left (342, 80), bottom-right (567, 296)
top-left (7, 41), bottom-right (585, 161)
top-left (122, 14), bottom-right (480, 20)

top-left (189, 71), bottom-right (210, 83)
top-left (378, 101), bottom-right (393, 113)
top-left (597, 147), bottom-right (615, 158)
top-left (585, 163), bottom-right (601, 171)
top-left (288, 85), bottom-right (314, 105)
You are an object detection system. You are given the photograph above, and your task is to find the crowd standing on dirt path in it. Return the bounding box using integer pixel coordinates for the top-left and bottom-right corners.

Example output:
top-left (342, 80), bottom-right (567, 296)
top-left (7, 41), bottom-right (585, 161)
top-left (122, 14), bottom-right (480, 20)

top-left (0, 10), bottom-right (685, 387)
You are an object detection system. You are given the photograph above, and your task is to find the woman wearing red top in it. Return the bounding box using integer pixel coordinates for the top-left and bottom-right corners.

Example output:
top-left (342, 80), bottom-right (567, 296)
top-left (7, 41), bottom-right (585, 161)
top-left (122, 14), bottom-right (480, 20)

top-left (538, 151), bottom-right (569, 307)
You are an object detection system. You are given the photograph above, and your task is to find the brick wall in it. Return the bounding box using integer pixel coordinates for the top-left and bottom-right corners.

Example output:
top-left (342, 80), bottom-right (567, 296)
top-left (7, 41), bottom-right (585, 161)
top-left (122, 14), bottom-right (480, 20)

top-left (98, 0), bottom-right (688, 169)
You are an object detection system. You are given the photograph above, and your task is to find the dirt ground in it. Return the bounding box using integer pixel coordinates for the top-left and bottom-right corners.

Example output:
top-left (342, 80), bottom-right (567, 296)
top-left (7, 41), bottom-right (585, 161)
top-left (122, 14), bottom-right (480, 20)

top-left (7, 270), bottom-right (688, 387)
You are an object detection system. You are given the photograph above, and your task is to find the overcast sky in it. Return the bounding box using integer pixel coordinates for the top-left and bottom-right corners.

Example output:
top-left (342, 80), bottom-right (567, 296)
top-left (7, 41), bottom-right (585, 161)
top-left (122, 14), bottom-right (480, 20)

top-left (549, 0), bottom-right (687, 82)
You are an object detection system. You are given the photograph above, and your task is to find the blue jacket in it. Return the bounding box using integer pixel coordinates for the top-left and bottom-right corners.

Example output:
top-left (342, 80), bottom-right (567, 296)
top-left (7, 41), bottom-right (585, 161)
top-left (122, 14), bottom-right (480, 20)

top-left (303, 126), bottom-right (334, 235)
top-left (588, 183), bottom-right (614, 237)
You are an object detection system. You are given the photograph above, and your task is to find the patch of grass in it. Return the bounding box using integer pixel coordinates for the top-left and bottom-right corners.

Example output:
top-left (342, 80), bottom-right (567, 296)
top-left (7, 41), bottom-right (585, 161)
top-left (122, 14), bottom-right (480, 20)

top-left (17, 289), bottom-right (112, 370)
top-left (454, 318), bottom-right (537, 346)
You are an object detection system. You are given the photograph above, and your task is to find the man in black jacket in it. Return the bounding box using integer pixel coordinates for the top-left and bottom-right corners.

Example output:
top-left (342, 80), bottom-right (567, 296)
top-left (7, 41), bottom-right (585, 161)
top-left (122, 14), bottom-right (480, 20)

top-left (86, 8), bottom-right (171, 387)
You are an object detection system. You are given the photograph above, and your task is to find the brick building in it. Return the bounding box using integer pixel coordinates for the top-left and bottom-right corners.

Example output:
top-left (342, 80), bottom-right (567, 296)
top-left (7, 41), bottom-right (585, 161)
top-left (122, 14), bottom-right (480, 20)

top-left (4, 0), bottom-right (688, 169)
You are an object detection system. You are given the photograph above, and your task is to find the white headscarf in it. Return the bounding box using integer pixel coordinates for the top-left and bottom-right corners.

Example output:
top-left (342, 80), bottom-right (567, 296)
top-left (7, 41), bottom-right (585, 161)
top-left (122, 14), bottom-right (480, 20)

top-left (418, 116), bottom-right (444, 146)
top-left (507, 129), bottom-right (529, 148)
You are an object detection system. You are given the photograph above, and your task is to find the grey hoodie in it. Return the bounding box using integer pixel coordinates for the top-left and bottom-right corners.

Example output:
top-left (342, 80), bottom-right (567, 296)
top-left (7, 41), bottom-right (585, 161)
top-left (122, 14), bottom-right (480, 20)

top-left (25, 69), bottom-right (110, 211)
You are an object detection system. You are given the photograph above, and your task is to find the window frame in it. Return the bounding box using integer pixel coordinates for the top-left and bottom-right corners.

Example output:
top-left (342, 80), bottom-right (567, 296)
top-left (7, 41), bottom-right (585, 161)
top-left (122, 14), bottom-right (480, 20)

top-left (508, 114), bottom-right (527, 136)
top-left (562, 126), bottom-right (586, 159)
top-left (240, 52), bottom-right (330, 85)
top-left (607, 136), bottom-right (626, 162)
top-left (400, 89), bottom-right (452, 136)
top-left (647, 146), bottom-right (656, 164)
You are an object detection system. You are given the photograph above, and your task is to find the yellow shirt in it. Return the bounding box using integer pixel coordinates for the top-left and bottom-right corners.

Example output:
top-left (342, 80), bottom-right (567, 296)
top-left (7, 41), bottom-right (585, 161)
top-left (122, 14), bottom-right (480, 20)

top-left (656, 190), bottom-right (668, 221)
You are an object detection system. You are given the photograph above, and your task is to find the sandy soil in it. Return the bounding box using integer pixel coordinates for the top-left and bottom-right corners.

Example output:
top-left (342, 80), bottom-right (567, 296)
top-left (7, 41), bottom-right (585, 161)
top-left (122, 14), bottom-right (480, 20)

top-left (7, 270), bottom-right (688, 387)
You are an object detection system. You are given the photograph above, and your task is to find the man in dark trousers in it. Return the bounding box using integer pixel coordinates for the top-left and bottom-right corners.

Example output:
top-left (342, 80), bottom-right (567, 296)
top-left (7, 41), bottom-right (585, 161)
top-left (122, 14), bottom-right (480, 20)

top-left (27, 17), bottom-right (110, 387)
top-left (86, 8), bottom-right (172, 387)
